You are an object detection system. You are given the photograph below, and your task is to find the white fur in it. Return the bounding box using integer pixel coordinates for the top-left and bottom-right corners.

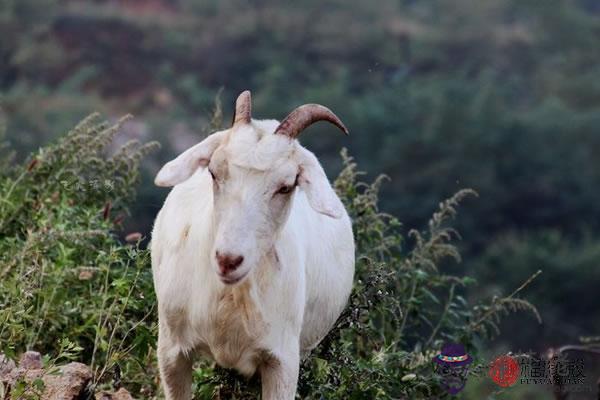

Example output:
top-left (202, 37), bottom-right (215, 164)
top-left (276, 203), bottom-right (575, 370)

top-left (151, 119), bottom-right (355, 399)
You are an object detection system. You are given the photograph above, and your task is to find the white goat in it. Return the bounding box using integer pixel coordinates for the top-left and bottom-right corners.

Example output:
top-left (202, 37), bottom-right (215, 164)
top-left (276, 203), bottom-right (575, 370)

top-left (151, 91), bottom-right (355, 399)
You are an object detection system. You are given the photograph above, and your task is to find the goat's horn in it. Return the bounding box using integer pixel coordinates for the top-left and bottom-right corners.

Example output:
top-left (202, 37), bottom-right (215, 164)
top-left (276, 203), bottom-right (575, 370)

top-left (232, 90), bottom-right (252, 125)
top-left (274, 104), bottom-right (349, 139)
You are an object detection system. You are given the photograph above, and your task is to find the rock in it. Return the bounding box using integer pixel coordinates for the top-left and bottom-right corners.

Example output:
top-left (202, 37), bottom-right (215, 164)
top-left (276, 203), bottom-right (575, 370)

top-left (2, 367), bottom-right (45, 392)
top-left (42, 362), bottom-right (92, 399)
top-left (114, 388), bottom-right (134, 400)
top-left (17, 368), bottom-right (45, 383)
top-left (19, 351), bottom-right (42, 370)
top-left (0, 354), bottom-right (16, 377)
top-left (2, 353), bottom-right (97, 399)
top-left (95, 387), bottom-right (134, 400)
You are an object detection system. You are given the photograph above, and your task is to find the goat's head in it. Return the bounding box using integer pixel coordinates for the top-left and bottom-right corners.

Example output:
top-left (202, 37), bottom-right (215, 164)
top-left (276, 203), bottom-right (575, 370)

top-left (154, 90), bottom-right (348, 285)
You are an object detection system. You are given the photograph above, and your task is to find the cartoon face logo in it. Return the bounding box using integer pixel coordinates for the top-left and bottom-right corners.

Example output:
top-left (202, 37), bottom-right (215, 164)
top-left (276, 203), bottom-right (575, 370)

top-left (433, 343), bottom-right (473, 395)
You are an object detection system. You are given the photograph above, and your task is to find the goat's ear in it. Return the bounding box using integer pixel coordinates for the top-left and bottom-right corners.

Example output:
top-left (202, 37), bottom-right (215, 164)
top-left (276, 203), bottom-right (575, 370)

top-left (298, 148), bottom-right (344, 219)
top-left (154, 132), bottom-right (224, 187)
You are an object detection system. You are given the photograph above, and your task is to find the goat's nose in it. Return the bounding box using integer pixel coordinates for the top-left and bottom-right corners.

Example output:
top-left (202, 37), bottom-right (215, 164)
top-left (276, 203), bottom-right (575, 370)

top-left (215, 251), bottom-right (244, 275)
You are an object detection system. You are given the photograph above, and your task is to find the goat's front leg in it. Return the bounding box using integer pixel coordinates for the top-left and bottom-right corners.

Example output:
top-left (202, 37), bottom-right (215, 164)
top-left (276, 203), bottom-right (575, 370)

top-left (157, 327), bottom-right (194, 400)
top-left (260, 345), bottom-right (300, 400)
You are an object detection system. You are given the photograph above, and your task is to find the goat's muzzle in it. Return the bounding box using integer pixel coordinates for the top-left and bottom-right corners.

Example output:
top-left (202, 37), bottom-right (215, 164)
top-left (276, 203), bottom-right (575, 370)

top-left (215, 251), bottom-right (246, 284)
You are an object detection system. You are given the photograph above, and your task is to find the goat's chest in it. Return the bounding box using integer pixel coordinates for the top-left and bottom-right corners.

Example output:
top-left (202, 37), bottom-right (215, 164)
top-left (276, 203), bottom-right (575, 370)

top-left (192, 284), bottom-right (270, 376)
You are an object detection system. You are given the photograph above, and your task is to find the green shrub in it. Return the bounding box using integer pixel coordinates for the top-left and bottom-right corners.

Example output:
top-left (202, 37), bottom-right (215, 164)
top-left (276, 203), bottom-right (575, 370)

top-left (0, 114), bottom-right (159, 393)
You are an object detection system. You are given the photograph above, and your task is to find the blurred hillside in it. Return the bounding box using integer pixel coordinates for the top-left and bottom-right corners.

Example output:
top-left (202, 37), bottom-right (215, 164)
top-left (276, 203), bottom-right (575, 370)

top-left (2, 0), bottom-right (600, 354)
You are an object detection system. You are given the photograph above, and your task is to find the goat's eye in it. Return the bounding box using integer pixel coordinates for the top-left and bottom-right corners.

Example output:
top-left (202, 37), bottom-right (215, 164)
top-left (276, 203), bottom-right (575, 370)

top-left (209, 169), bottom-right (216, 181)
top-left (276, 185), bottom-right (294, 195)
